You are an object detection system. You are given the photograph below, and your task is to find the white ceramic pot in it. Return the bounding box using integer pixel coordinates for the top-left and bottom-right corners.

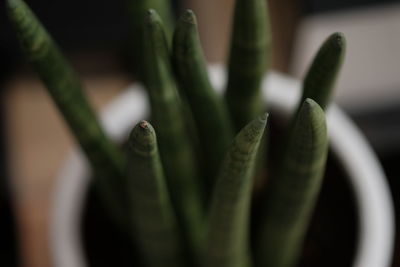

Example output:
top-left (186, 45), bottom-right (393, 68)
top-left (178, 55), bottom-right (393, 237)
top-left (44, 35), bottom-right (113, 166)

top-left (50, 66), bottom-right (395, 267)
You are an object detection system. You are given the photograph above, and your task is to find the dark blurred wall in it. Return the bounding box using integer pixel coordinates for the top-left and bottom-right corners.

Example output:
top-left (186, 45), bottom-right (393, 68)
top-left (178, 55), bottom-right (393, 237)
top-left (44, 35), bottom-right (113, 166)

top-left (1, 0), bottom-right (181, 66)
top-left (304, 0), bottom-right (400, 13)
top-left (0, 1), bottom-right (19, 264)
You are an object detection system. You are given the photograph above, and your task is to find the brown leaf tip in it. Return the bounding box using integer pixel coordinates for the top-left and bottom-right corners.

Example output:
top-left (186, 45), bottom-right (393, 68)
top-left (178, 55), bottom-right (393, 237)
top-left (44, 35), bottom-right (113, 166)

top-left (139, 120), bottom-right (149, 129)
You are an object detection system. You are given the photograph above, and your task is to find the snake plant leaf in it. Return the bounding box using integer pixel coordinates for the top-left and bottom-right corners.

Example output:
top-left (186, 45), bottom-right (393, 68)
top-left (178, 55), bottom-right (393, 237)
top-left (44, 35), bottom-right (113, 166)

top-left (173, 10), bottom-right (234, 194)
top-left (127, 0), bottom-right (174, 79)
top-left (128, 0), bottom-right (174, 40)
top-left (205, 114), bottom-right (268, 267)
top-left (6, 0), bottom-right (126, 223)
top-left (256, 99), bottom-right (328, 267)
top-left (142, 9), bottom-right (204, 259)
top-left (127, 121), bottom-right (184, 267)
top-left (225, 0), bottom-right (272, 131)
top-left (300, 32), bottom-right (346, 110)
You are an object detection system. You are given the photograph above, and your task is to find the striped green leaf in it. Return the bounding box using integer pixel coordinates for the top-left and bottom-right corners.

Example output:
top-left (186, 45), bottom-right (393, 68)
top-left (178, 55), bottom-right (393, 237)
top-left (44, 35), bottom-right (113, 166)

top-left (6, 0), bottom-right (126, 223)
top-left (127, 0), bottom-right (174, 40)
top-left (256, 99), bottom-right (328, 267)
top-left (205, 114), bottom-right (268, 267)
top-left (300, 32), bottom-right (346, 110)
top-left (225, 0), bottom-right (272, 131)
top-left (127, 0), bottom-right (174, 79)
top-left (173, 10), bottom-right (234, 195)
top-left (142, 9), bottom-right (204, 259)
top-left (127, 121), bottom-right (184, 267)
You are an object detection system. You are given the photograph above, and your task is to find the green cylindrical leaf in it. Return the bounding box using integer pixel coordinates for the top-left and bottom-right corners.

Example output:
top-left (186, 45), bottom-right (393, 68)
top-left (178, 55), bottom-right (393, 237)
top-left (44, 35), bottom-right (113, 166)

top-left (127, 121), bottom-right (184, 267)
top-left (173, 10), bottom-right (234, 194)
top-left (300, 32), bottom-right (346, 110)
top-left (256, 99), bottom-right (328, 267)
top-left (205, 114), bottom-right (268, 267)
top-left (6, 0), bottom-right (126, 222)
top-left (225, 0), bottom-right (272, 131)
top-left (127, 0), bottom-right (174, 79)
top-left (142, 9), bottom-right (204, 259)
top-left (127, 0), bottom-right (174, 39)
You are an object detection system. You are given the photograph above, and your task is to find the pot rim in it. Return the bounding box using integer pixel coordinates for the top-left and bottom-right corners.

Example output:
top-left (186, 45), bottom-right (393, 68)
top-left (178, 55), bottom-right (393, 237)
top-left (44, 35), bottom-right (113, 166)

top-left (50, 66), bottom-right (395, 267)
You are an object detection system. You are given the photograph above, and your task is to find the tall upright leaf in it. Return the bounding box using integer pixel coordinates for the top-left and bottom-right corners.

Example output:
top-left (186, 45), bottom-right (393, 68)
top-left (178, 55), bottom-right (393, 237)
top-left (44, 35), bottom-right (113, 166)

top-left (300, 32), bottom-right (346, 110)
top-left (128, 0), bottom-right (174, 39)
top-left (279, 33), bottom-right (344, 190)
top-left (127, 121), bottom-right (184, 267)
top-left (142, 9), bottom-right (204, 258)
top-left (256, 99), bottom-right (328, 267)
top-left (127, 0), bottom-right (174, 78)
top-left (6, 0), bottom-right (126, 222)
top-left (225, 0), bottom-right (271, 131)
top-left (173, 10), bottom-right (234, 194)
top-left (205, 114), bottom-right (268, 267)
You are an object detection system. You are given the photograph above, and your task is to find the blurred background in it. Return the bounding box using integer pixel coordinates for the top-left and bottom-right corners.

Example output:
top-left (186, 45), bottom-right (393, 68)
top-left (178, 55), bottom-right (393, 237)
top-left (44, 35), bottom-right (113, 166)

top-left (0, 0), bottom-right (399, 266)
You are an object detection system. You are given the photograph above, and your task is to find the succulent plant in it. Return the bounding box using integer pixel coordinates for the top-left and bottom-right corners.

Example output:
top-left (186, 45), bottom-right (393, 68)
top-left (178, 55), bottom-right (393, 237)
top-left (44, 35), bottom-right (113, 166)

top-left (6, 0), bottom-right (345, 266)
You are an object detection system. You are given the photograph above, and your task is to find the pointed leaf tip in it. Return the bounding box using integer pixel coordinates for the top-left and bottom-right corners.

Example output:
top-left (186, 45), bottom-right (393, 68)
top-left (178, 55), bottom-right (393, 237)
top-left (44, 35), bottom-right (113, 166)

top-left (180, 9), bottom-right (197, 24)
top-left (6, 0), bottom-right (28, 22)
top-left (259, 113), bottom-right (269, 123)
top-left (250, 113), bottom-right (268, 134)
top-left (300, 31), bottom-right (346, 111)
top-left (146, 8), bottom-right (155, 16)
top-left (146, 9), bottom-right (162, 24)
top-left (330, 32), bottom-right (346, 51)
top-left (297, 99), bottom-right (327, 144)
top-left (6, 0), bottom-right (20, 10)
top-left (300, 98), bottom-right (324, 118)
top-left (234, 114), bottom-right (268, 153)
top-left (129, 120), bottom-right (157, 154)
top-left (247, 113), bottom-right (268, 138)
top-left (304, 98), bottom-right (318, 108)
top-left (6, 0), bottom-right (14, 8)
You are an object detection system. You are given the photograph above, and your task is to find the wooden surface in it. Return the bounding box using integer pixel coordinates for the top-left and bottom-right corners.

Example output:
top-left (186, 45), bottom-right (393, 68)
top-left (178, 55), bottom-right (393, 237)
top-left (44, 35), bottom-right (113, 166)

top-left (186, 0), bottom-right (300, 71)
top-left (5, 73), bottom-right (131, 267)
